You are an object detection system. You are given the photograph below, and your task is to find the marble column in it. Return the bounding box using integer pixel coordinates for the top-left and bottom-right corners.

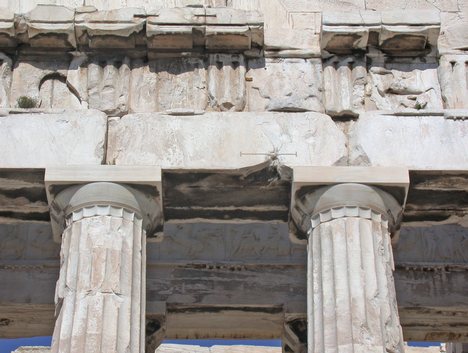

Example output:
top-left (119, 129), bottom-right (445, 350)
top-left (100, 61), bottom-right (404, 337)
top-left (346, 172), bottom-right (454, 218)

top-left (50, 182), bottom-right (149, 353)
top-left (300, 183), bottom-right (405, 353)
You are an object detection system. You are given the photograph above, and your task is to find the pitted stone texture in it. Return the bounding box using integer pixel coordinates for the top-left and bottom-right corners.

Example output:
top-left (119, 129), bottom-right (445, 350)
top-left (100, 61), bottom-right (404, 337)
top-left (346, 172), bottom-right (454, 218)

top-left (438, 55), bottom-right (468, 109)
top-left (366, 64), bottom-right (443, 111)
top-left (348, 112), bottom-right (468, 169)
top-left (107, 112), bottom-right (346, 168)
top-left (154, 58), bottom-right (207, 111)
top-left (51, 211), bottom-right (145, 353)
top-left (207, 54), bottom-right (246, 112)
top-left (308, 216), bottom-right (404, 353)
top-left (247, 58), bottom-right (323, 112)
top-left (0, 53), bottom-right (12, 108)
top-left (323, 56), bottom-right (366, 117)
top-left (9, 59), bottom-right (83, 109)
top-left (0, 109), bottom-right (107, 167)
top-left (87, 57), bottom-right (131, 115)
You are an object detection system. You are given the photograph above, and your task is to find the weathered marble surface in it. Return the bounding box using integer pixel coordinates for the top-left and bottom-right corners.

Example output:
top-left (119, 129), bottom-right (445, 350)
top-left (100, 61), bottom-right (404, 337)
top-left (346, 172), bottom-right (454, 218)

top-left (247, 58), bottom-right (323, 112)
top-left (438, 55), bottom-right (468, 109)
top-left (348, 112), bottom-right (468, 169)
top-left (107, 112), bottom-right (346, 168)
top-left (0, 109), bottom-right (107, 167)
top-left (52, 208), bottom-right (146, 353)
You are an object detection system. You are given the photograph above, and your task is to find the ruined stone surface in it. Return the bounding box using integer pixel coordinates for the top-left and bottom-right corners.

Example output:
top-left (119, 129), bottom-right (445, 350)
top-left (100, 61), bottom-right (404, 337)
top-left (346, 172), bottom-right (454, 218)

top-left (87, 57), bottom-right (131, 115)
top-left (154, 58), bottom-right (207, 111)
top-left (349, 112), bottom-right (468, 169)
top-left (0, 109), bottom-right (107, 167)
top-left (366, 63), bottom-right (443, 111)
top-left (438, 55), bottom-right (468, 109)
top-left (0, 7), bottom-right (15, 46)
top-left (247, 58), bottom-right (323, 112)
top-left (51, 208), bottom-right (145, 353)
top-left (107, 112), bottom-right (346, 168)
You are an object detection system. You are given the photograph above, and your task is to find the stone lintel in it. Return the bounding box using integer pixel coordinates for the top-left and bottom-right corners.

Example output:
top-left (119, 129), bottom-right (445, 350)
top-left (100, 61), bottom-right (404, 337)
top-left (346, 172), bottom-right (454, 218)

top-left (45, 165), bottom-right (163, 242)
top-left (290, 166), bottom-right (409, 241)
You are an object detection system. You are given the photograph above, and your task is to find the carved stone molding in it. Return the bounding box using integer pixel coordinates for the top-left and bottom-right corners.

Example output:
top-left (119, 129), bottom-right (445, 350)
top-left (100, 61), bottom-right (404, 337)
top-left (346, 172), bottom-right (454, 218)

top-left (290, 166), bottom-right (409, 242)
top-left (45, 165), bottom-right (164, 242)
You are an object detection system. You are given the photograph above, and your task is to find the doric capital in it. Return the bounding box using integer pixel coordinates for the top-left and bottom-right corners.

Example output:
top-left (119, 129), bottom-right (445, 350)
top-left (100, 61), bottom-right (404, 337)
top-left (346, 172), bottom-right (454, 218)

top-left (290, 166), bottom-right (409, 241)
top-left (45, 166), bottom-right (163, 242)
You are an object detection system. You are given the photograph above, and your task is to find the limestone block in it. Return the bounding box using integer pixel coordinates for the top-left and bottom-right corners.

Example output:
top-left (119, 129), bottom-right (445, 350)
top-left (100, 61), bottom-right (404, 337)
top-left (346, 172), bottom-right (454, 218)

top-left (75, 7), bottom-right (146, 48)
top-left (154, 58), bottom-right (207, 111)
top-left (12, 347), bottom-right (51, 353)
top-left (0, 53), bottom-right (12, 108)
top-left (321, 11), bottom-right (381, 55)
top-left (380, 10), bottom-right (440, 56)
top-left (323, 56), bottom-right (366, 117)
top-left (207, 54), bottom-right (246, 111)
top-left (366, 64), bottom-right (443, 111)
top-left (9, 59), bottom-right (82, 109)
top-left (87, 57), bottom-right (131, 115)
top-left (0, 7), bottom-right (15, 47)
top-left (247, 58), bottom-right (323, 112)
top-left (106, 112), bottom-right (347, 168)
top-left (230, 0), bottom-right (365, 12)
top-left (438, 55), bottom-right (468, 109)
top-left (0, 109), bottom-right (107, 167)
top-left (24, 5), bottom-right (76, 48)
top-left (85, 0), bottom-right (225, 11)
top-left (348, 112), bottom-right (468, 169)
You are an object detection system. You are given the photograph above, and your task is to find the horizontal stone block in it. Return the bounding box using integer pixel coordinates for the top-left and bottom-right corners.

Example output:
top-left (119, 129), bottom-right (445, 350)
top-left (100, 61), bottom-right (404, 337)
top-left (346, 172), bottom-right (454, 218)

top-left (75, 7), bottom-right (146, 48)
top-left (24, 5), bottom-right (76, 48)
top-left (107, 112), bottom-right (346, 168)
top-left (349, 111), bottom-right (468, 169)
top-left (0, 109), bottom-right (107, 167)
top-left (0, 7), bottom-right (15, 47)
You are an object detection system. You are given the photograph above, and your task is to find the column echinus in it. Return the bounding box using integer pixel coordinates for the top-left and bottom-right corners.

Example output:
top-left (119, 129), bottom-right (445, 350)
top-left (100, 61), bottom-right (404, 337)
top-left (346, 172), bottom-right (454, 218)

top-left (290, 167), bottom-right (410, 353)
top-left (45, 166), bottom-right (164, 353)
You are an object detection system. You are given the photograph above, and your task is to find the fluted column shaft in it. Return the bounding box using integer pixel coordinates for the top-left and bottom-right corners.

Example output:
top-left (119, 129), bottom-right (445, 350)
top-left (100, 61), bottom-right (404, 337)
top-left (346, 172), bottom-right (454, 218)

top-left (50, 182), bottom-right (149, 353)
top-left (307, 208), bottom-right (404, 353)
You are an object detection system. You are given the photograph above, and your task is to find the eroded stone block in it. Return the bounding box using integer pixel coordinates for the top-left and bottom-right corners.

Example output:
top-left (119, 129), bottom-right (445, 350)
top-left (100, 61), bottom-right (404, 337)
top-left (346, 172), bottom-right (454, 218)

top-left (75, 7), bottom-right (146, 48)
top-left (0, 53), bottom-right (12, 108)
top-left (107, 112), bottom-right (346, 168)
top-left (247, 58), bottom-right (323, 112)
top-left (439, 8), bottom-right (468, 54)
top-left (10, 59), bottom-right (82, 109)
top-left (154, 58), bottom-right (207, 111)
top-left (24, 5), bottom-right (76, 48)
top-left (323, 56), bottom-right (366, 117)
top-left (438, 55), bottom-right (468, 109)
top-left (129, 59), bottom-right (158, 113)
top-left (366, 62), bottom-right (443, 111)
top-left (87, 57), bottom-right (131, 115)
top-left (0, 109), bottom-right (107, 167)
top-left (207, 54), bottom-right (246, 111)
top-left (349, 112), bottom-right (468, 169)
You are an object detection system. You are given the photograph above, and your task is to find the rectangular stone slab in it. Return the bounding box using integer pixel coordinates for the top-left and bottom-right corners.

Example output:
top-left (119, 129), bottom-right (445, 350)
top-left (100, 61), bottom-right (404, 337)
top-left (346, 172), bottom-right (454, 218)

top-left (0, 109), bottom-right (107, 168)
